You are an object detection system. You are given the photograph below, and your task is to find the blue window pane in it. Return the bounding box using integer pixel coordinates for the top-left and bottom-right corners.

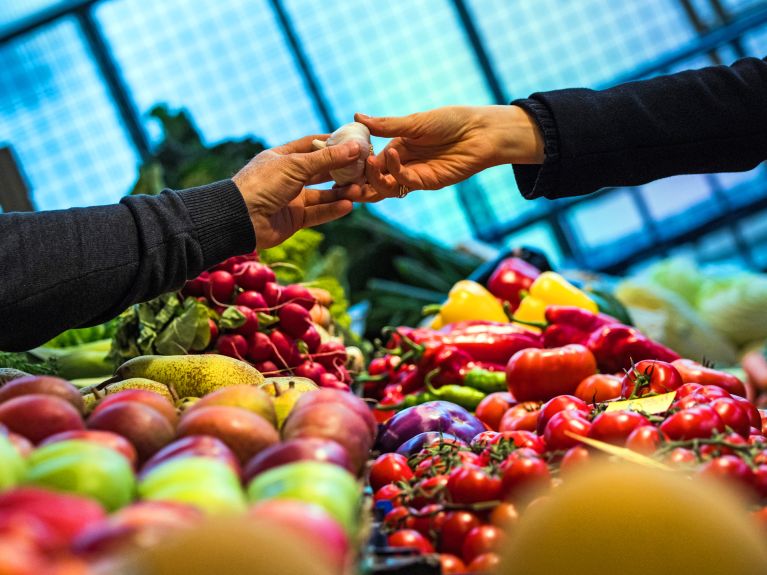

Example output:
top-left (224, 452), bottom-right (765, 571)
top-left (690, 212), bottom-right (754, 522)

top-left (739, 208), bottom-right (767, 268)
top-left (471, 165), bottom-right (541, 226)
top-left (466, 0), bottom-right (696, 96)
top-left (567, 190), bottom-right (648, 253)
top-left (0, 1), bottom-right (70, 34)
top-left (639, 175), bottom-right (720, 238)
top-left (0, 18), bottom-right (139, 210)
top-left (502, 222), bottom-right (563, 269)
top-left (95, 0), bottom-right (322, 147)
top-left (745, 27), bottom-right (767, 55)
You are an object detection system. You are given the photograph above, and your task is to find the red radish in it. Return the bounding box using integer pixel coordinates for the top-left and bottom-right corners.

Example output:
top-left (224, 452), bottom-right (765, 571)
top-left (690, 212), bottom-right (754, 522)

top-left (315, 341), bottom-right (347, 371)
top-left (236, 290), bottom-right (268, 310)
top-left (233, 306), bottom-right (259, 337)
top-left (319, 373), bottom-right (350, 391)
top-left (216, 334), bottom-right (248, 359)
top-left (208, 319), bottom-right (219, 343)
top-left (294, 362), bottom-right (327, 384)
top-left (300, 326), bottom-right (321, 354)
top-left (280, 285), bottom-right (316, 310)
top-left (278, 303), bottom-right (312, 338)
top-left (248, 332), bottom-right (273, 362)
top-left (263, 283), bottom-right (282, 308)
top-left (206, 271), bottom-right (236, 303)
top-left (213, 255), bottom-right (251, 274)
top-left (183, 272), bottom-right (209, 297)
top-left (269, 331), bottom-right (301, 368)
top-left (254, 361), bottom-right (280, 375)
top-left (331, 365), bottom-right (352, 384)
top-left (234, 262), bottom-right (275, 292)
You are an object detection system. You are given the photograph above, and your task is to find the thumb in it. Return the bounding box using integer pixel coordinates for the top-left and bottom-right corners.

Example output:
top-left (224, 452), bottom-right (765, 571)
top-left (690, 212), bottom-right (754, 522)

top-left (354, 112), bottom-right (424, 138)
top-left (294, 141), bottom-right (360, 179)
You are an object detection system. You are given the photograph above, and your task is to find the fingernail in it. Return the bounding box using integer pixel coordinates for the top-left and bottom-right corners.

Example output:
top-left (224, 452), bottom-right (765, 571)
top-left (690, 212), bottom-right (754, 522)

top-left (356, 113), bottom-right (369, 119)
top-left (346, 141), bottom-right (360, 156)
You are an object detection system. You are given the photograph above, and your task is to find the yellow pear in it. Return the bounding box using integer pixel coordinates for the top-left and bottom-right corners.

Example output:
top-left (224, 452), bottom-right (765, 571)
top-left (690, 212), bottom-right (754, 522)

top-left (259, 377), bottom-right (318, 428)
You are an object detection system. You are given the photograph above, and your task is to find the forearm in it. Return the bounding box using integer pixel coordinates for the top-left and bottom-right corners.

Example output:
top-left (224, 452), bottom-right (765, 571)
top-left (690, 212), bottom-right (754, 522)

top-left (0, 180), bottom-right (255, 351)
top-left (509, 56), bottom-right (767, 199)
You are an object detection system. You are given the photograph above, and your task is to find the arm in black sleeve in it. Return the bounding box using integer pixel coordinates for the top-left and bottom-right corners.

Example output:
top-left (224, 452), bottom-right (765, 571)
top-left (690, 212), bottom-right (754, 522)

top-left (0, 180), bottom-right (255, 351)
top-left (511, 55), bottom-right (767, 199)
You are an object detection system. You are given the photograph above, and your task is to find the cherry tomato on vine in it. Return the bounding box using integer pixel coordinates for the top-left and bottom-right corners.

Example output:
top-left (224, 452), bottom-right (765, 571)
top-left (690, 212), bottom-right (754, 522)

top-left (536, 395), bottom-right (590, 435)
top-left (559, 445), bottom-right (592, 474)
top-left (489, 501), bottom-right (520, 529)
top-left (370, 453), bottom-right (414, 492)
top-left (732, 394), bottom-right (761, 429)
top-left (575, 373), bottom-right (622, 403)
top-left (439, 511), bottom-right (481, 555)
top-left (461, 525), bottom-right (504, 564)
top-left (374, 484), bottom-right (403, 504)
top-left (498, 401), bottom-right (542, 432)
top-left (410, 503), bottom-right (447, 537)
top-left (384, 506), bottom-right (414, 530)
top-left (621, 360), bottom-right (683, 398)
top-left (588, 410), bottom-right (650, 446)
top-left (499, 454), bottom-right (550, 499)
top-left (664, 447), bottom-right (697, 466)
top-left (388, 529), bottom-right (434, 553)
top-left (489, 430), bottom-right (546, 454)
top-left (409, 475), bottom-right (448, 509)
top-left (625, 425), bottom-right (666, 455)
top-left (474, 392), bottom-right (516, 431)
top-left (710, 397), bottom-right (751, 438)
top-left (446, 466), bottom-right (502, 504)
top-left (660, 406), bottom-right (726, 440)
top-left (697, 455), bottom-right (754, 490)
top-left (468, 553), bottom-right (501, 572)
top-left (507, 344), bottom-right (597, 402)
top-left (544, 410), bottom-right (592, 451)
top-left (672, 359), bottom-right (747, 397)
top-left (439, 554), bottom-right (467, 574)
top-left (699, 432), bottom-right (747, 458)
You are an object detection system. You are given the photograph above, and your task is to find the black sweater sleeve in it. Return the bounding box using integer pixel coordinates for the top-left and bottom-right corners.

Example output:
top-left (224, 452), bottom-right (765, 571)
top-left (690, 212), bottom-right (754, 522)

top-left (0, 180), bottom-right (255, 351)
top-left (511, 56), bottom-right (767, 199)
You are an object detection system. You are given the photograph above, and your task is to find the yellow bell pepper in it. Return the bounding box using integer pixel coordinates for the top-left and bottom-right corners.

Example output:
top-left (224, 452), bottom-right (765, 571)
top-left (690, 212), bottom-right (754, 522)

top-left (430, 280), bottom-right (508, 329)
top-left (513, 271), bottom-right (598, 325)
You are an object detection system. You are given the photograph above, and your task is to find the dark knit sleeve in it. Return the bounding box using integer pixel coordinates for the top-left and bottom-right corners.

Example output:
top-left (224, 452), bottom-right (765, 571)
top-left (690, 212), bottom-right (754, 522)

top-left (0, 179), bottom-right (255, 351)
top-left (510, 55), bottom-right (767, 200)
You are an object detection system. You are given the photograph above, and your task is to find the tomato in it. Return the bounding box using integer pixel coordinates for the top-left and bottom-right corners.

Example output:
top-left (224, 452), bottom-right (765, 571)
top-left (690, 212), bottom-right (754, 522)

top-left (536, 395), bottom-right (589, 435)
top-left (506, 344), bottom-right (597, 402)
top-left (732, 395), bottom-right (762, 429)
top-left (410, 503), bottom-right (446, 536)
top-left (544, 410), bottom-right (592, 451)
top-left (470, 430), bottom-right (499, 450)
top-left (461, 525), bottom-right (504, 564)
top-left (489, 430), bottom-right (546, 454)
top-left (439, 553), bottom-right (466, 574)
top-left (588, 410), bottom-right (650, 445)
top-left (387, 529), bottom-right (434, 554)
top-left (674, 382), bottom-right (703, 399)
top-left (383, 506), bottom-right (414, 530)
top-left (625, 425), bottom-right (666, 455)
top-left (489, 501), bottom-right (519, 529)
top-left (498, 401), bottom-right (542, 432)
top-left (559, 445), bottom-right (591, 475)
top-left (672, 359), bottom-right (747, 397)
top-left (467, 552), bottom-right (501, 572)
top-left (374, 484), bottom-right (403, 504)
top-left (415, 452), bottom-right (478, 478)
top-left (409, 475), bottom-right (448, 509)
top-left (446, 466), bottom-right (501, 504)
top-left (439, 511), bottom-right (481, 555)
top-left (659, 406), bottom-right (726, 440)
top-left (710, 398), bottom-right (751, 438)
top-left (474, 392), bottom-right (516, 431)
top-left (575, 373), bottom-right (622, 403)
top-left (753, 465), bottom-right (767, 498)
top-left (500, 454), bottom-right (550, 499)
top-left (664, 447), bottom-right (697, 466)
top-left (697, 455), bottom-right (754, 490)
top-left (620, 360), bottom-right (683, 398)
top-left (699, 432), bottom-right (747, 458)
top-left (369, 453), bottom-right (414, 492)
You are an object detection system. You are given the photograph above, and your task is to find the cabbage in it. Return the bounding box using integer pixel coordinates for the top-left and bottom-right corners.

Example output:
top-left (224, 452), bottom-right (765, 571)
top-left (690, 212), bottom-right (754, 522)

top-left (696, 275), bottom-right (767, 347)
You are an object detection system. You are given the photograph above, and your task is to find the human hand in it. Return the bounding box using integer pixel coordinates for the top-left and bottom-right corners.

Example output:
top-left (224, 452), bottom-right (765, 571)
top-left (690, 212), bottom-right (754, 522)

top-left (233, 135), bottom-right (361, 248)
top-left (347, 105), bottom-right (544, 201)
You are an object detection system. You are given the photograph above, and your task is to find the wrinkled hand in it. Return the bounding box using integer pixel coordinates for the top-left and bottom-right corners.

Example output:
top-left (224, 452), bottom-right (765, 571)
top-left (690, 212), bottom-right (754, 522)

top-left (346, 106), bottom-right (543, 202)
top-left (233, 135), bottom-right (361, 248)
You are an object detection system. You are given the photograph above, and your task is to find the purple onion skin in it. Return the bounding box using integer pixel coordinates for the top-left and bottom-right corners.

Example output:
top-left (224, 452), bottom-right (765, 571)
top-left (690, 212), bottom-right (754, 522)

top-left (377, 401), bottom-right (485, 453)
top-left (394, 432), bottom-right (465, 457)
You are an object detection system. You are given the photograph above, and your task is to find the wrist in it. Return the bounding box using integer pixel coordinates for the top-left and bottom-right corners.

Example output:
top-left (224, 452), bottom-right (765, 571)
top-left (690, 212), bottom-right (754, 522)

top-left (483, 105), bottom-right (545, 166)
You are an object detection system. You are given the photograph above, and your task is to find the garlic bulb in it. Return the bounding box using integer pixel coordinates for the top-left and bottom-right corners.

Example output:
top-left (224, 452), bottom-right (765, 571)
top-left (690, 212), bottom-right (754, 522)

top-left (312, 122), bottom-right (372, 186)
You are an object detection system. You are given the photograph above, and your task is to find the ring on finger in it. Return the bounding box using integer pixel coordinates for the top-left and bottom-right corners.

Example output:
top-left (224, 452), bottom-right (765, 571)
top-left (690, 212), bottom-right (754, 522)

top-left (397, 184), bottom-right (410, 199)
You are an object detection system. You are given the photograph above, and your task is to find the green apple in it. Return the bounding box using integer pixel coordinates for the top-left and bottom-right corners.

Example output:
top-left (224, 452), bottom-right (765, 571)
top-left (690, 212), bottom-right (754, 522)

top-left (246, 461), bottom-right (360, 536)
top-left (139, 457), bottom-right (246, 515)
top-left (0, 434), bottom-right (25, 490)
top-left (25, 439), bottom-right (135, 511)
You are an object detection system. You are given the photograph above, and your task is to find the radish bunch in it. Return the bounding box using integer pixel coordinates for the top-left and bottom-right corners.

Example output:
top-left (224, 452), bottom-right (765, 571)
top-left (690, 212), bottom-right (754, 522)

top-left (181, 252), bottom-right (351, 391)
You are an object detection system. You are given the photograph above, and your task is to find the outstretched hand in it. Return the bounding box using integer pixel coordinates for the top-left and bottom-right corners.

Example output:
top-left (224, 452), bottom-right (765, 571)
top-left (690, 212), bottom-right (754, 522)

top-left (233, 135), bottom-right (362, 248)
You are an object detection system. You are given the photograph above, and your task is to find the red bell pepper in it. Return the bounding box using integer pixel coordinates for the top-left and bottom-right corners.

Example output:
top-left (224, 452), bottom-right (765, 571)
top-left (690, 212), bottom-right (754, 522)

top-left (541, 306), bottom-right (620, 348)
top-left (487, 257), bottom-right (541, 311)
top-left (587, 325), bottom-right (680, 373)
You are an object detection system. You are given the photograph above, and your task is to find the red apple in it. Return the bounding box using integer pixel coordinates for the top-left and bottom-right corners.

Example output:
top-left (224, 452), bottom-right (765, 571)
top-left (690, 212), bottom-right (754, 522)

top-left (92, 389), bottom-right (177, 426)
top-left (88, 403), bottom-right (175, 464)
top-left (0, 395), bottom-right (84, 444)
top-left (177, 406), bottom-right (279, 463)
top-left (41, 430), bottom-right (138, 468)
top-left (291, 389), bottom-right (377, 443)
top-left (243, 438), bottom-right (352, 482)
top-left (0, 376), bottom-right (83, 413)
top-left (140, 436), bottom-right (241, 479)
top-left (186, 385), bottom-right (276, 428)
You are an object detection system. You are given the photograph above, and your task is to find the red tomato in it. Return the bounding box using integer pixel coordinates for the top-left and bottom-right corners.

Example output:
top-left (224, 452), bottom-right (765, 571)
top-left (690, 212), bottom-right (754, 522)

top-left (625, 425), bottom-right (666, 455)
top-left (374, 484), bottom-right (403, 504)
top-left (560, 445), bottom-right (591, 475)
top-left (753, 465), bottom-right (767, 498)
top-left (672, 359), bottom-right (747, 397)
top-left (409, 475), bottom-right (448, 509)
top-left (697, 455), bottom-right (754, 490)
top-left (575, 373), bottom-right (622, 403)
top-left (500, 454), bottom-right (550, 499)
top-left (468, 553), bottom-right (501, 572)
top-left (470, 430), bottom-right (500, 450)
top-left (699, 432), bottom-right (747, 458)
top-left (461, 525), bottom-right (504, 564)
top-left (487, 430), bottom-right (546, 454)
top-left (620, 360), bottom-right (683, 398)
top-left (710, 398), bottom-right (751, 438)
top-left (439, 511), bottom-right (481, 555)
top-left (489, 501), bottom-right (520, 529)
top-left (664, 447), bottom-right (697, 466)
top-left (369, 453), bottom-right (414, 492)
top-left (507, 344), bottom-right (597, 402)
top-left (588, 410), bottom-right (650, 446)
top-left (446, 466), bottom-right (501, 504)
top-left (732, 395), bottom-right (762, 429)
top-left (498, 402), bottom-right (542, 432)
top-left (536, 395), bottom-right (590, 435)
top-left (674, 382), bottom-right (703, 398)
top-left (387, 529), bottom-right (434, 554)
top-left (410, 504), bottom-right (446, 536)
top-left (439, 553), bottom-right (467, 574)
top-left (660, 406), bottom-right (726, 440)
top-left (544, 410), bottom-right (592, 451)
top-left (384, 506), bottom-right (414, 530)
top-left (475, 392), bottom-right (516, 431)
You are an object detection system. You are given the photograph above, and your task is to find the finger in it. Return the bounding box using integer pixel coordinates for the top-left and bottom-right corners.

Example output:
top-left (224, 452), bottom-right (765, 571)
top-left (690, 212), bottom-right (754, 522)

top-left (302, 200), bottom-right (353, 228)
top-left (273, 134), bottom-right (330, 155)
top-left (294, 141), bottom-right (360, 179)
top-left (303, 186), bottom-right (354, 206)
top-left (355, 112), bottom-right (424, 139)
top-left (365, 155), bottom-right (399, 197)
top-left (336, 183), bottom-right (384, 203)
top-left (386, 148), bottom-right (425, 189)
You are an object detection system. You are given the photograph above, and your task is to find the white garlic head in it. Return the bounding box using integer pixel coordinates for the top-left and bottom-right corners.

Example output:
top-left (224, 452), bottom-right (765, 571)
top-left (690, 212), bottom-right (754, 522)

top-left (312, 122), bottom-right (372, 186)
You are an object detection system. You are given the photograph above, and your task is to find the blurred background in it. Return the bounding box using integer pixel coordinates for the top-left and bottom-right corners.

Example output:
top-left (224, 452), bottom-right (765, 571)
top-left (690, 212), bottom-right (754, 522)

top-left (1, 0), bottom-right (766, 274)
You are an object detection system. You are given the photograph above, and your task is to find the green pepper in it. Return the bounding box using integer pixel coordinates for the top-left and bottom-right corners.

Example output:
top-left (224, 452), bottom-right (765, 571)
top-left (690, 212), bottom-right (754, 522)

top-left (462, 369), bottom-right (507, 393)
top-left (429, 384), bottom-right (487, 411)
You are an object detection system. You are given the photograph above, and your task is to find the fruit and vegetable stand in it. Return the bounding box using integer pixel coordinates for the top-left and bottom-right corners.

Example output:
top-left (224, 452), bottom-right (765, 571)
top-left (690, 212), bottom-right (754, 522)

top-left (1, 244), bottom-right (767, 574)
